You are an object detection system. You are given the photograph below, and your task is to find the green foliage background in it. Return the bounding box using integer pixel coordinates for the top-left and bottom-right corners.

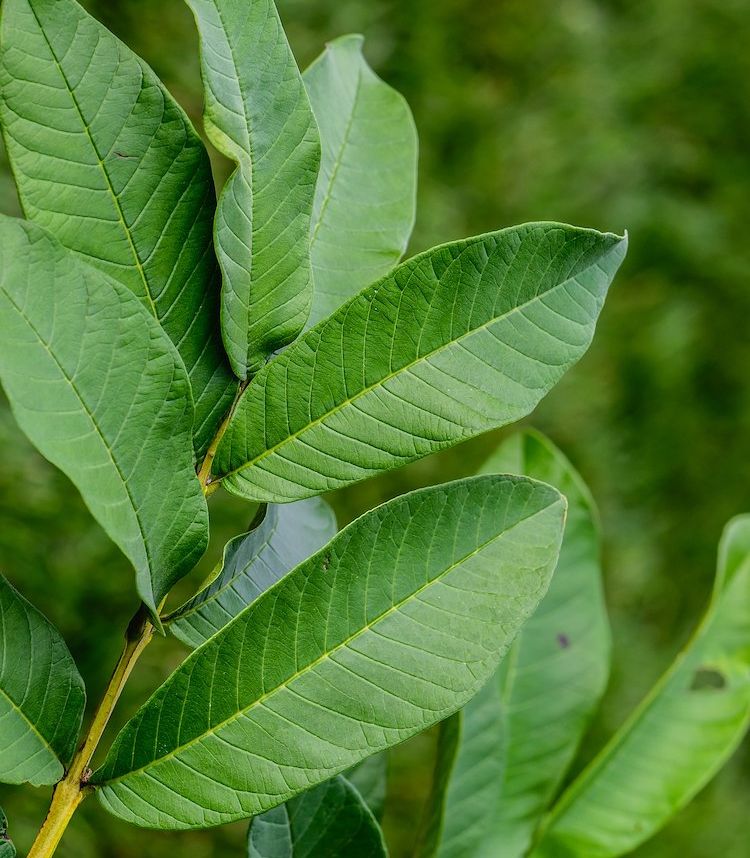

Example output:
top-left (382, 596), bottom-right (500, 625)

top-left (1, 0), bottom-right (748, 854)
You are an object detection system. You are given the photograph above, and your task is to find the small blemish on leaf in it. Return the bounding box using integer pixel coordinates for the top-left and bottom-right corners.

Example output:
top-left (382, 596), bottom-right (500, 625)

top-left (557, 633), bottom-right (571, 649)
top-left (690, 666), bottom-right (727, 691)
top-left (322, 554), bottom-right (331, 571)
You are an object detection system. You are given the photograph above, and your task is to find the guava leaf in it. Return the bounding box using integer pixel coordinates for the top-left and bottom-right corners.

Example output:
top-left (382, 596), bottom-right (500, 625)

top-left (214, 223), bottom-right (627, 503)
top-left (346, 754), bottom-right (388, 821)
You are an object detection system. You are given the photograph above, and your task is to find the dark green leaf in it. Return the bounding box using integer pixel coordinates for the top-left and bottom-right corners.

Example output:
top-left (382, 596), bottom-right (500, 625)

top-left (186, 0), bottom-right (321, 378)
top-left (0, 218), bottom-right (208, 615)
top-left (0, 574), bottom-right (85, 786)
top-left (532, 515), bottom-right (750, 858)
top-left (0, 808), bottom-right (15, 858)
top-left (304, 34), bottom-right (417, 328)
top-left (346, 754), bottom-right (388, 821)
top-left (168, 498), bottom-right (337, 648)
top-left (247, 776), bottom-right (387, 858)
top-left (0, 0), bottom-right (236, 457)
top-left (214, 223), bottom-right (627, 503)
top-left (94, 475), bottom-right (565, 829)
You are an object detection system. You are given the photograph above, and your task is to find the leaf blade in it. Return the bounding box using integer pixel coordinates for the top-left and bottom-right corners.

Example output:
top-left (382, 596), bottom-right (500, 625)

top-left (0, 217), bottom-right (208, 614)
top-left (214, 223), bottom-right (627, 502)
top-left (186, 0), bottom-right (321, 378)
top-left (94, 475), bottom-right (565, 829)
top-left (304, 34), bottom-right (418, 328)
top-left (0, 575), bottom-right (85, 787)
top-left (0, 808), bottom-right (15, 858)
top-left (0, 0), bottom-right (236, 456)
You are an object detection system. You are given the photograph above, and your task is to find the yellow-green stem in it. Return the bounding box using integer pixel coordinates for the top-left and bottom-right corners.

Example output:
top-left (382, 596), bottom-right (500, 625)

top-left (26, 606), bottom-right (155, 858)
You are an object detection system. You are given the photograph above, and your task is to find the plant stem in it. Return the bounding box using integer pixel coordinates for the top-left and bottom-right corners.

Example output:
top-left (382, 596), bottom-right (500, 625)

top-left (197, 379), bottom-right (249, 492)
top-left (27, 605), bottom-right (155, 858)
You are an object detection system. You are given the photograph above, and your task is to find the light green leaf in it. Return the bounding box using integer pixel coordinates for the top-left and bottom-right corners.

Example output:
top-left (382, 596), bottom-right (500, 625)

top-left (0, 574), bottom-right (85, 787)
top-left (0, 807), bottom-right (15, 858)
top-left (0, 217), bottom-right (208, 615)
top-left (346, 754), bottom-right (388, 821)
top-left (213, 223), bottom-right (627, 503)
top-left (168, 497), bottom-right (337, 648)
top-left (532, 514), bottom-right (750, 858)
top-left (0, 0), bottom-right (236, 457)
top-left (94, 475), bottom-right (565, 829)
top-left (185, 0), bottom-right (321, 378)
top-left (304, 34), bottom-right (418, 328)
top-left (247, 776), bottom-right (387, 858)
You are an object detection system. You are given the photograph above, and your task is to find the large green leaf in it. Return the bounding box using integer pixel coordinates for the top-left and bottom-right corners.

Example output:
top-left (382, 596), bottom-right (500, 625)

top-left (346, 754), bottom-right (388, 821)
top-left (247, 776), bottom-right (387, 858)
top-left (0, 574), bottom-right (85, 787)
top-left (0, 0), bottom-right (235, 457)
top-left (213, 223), bottom-right (627, 503)
top-left (303, 34), bottom-right (417, 328)
top-left (0, 217), bottom-right (208, 615)
top-left (94, 475), bottom-right (565, 829)
top-left (186, 0), bottom-right (321, 378)
top-left (532, 515), bottom-right (750, 858)
top-left (0, 808), bottom-right (15, 858)
top-left (168, 497), bottom-right (337, 648)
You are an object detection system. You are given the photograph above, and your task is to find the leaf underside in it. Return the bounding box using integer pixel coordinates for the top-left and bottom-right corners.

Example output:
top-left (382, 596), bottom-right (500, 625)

top-left (304, 34), bottom-right (418, 329)
top-left (94, 475), bottom-right (565, 830)
top-left (0, 575), bottom-right (85, 787)
top-left (247, 776), bottom-right (387, 858)
top-left (186, 0), bottom-right (321, 378)
top-left (532, 515), bottom-right (750, 858)
top-left (0, 0), bottom-right (236, 457)
top-left (215, 223), bottom-right (627, 503)
top-left (0, 217), bottom-right (208, 614)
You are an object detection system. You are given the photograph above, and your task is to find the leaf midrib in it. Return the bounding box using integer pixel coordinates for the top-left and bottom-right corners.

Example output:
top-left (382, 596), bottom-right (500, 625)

top-left (100, 498), bottom-right (559, 785)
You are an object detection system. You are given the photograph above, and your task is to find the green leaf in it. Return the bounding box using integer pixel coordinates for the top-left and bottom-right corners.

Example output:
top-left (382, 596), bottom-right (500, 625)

top-left (94, 475), bottom-right (565, 829)
top-left (0, 807), bottom-right (15, 858)
top-left (247, 776), bottom-right (387, 858)
top-left (303, 34), bottom-right (418, 329)
top-left (0, 0), bottom-right (236, 457)
top-left (346, 754), bottom-right (388, 821)
top-left (168, 497), bottom-right (337, 648)
top-left (213, 223), bottom-right (627, 503)
top-left (531, 515), bottom-right (750, 858)
top-left (0, 574), bottom-right (85, 787)
top-left (185, 0), bottom-right (321, 378)
top-left (0, 217), bottom-right (208, 615)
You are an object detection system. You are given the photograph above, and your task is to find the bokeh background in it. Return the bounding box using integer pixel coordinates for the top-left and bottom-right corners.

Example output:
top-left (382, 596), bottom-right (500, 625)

top-left (2, 0), bottom-right (749, 855)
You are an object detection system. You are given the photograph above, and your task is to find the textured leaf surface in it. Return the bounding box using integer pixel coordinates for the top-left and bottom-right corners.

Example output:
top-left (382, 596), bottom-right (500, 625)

top-left (0, 218), bottom-right (208, 614)
top-left (0, 574), bottom-right (85, 786)
top-left (304, 34), bottom-right (417, 328)
top-left (214, 223), bottom-right (627, 502)
top-left (0, 808), bottom-right (15, 858)
top-left (94, 475), bottom-right (565, 829)
top-left (346, 754), bottom-right (388, 821)
top-left (186, 0), bottom-right (320, 378)
top-left (169, 498), bottom-right (337, 648)
top-left (532, 515), bottom-right (750, 858)
top-left (0, 0), bottom-right (235, 456)
top-left (247, 776), bottom-right (387, 858)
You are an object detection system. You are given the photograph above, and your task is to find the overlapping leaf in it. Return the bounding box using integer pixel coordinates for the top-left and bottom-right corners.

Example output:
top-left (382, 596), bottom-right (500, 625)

top-left (94, 475), bottom-right (565, 829)
top-left (186, 0), bottom-right (321, 378)
top-left (168, 498), bottom-right (337, 648)
top-left (346, 754), bottom-right (388, 821)
top-left (213, 223), bottom-right (627, 503)
top-left (247, 776), bottom-right (387, 858)
top-left (304, 34), bottom-right (418, 328)
top-left (0, 0), bottom-right (235, 457)
top-left (532, 515), bottom-right (750, 858)
top-left (0, 575), bottom-right (85, 787)
top-left (0, 218), bottom-right (208, 615)
top-left (0, 808), bottom-right (15, 858)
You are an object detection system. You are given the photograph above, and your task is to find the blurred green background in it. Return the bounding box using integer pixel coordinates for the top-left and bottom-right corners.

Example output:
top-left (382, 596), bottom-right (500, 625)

top-left (2, 0), bottom-right (749, 855)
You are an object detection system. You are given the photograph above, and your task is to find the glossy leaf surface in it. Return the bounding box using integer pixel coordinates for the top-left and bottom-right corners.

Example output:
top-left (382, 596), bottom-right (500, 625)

top-left (169, 498), bottom-right (337, 648)
top-left (532, 515), bottom-right (750, 858)
top-left (186, 0), bottom-right (321, 378)
top-left (247, 776), bottom-right (386, 858)
top-left (0, 0), bottom-right (235, 456)
top-left (95, 475), bottom-right (565, 829)
top-left (215, 223), bottom-right (627, 502)
top-left (0, 218), bottom-right (208, 614)
top-left (304, 34), bottom-right (417, 328)
top-left (0, 575), bottom-right (85, 786)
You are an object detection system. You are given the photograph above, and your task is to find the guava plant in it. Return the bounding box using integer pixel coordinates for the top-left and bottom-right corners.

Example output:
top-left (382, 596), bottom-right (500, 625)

top-left (0, 1), bottom-right (746, 857)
